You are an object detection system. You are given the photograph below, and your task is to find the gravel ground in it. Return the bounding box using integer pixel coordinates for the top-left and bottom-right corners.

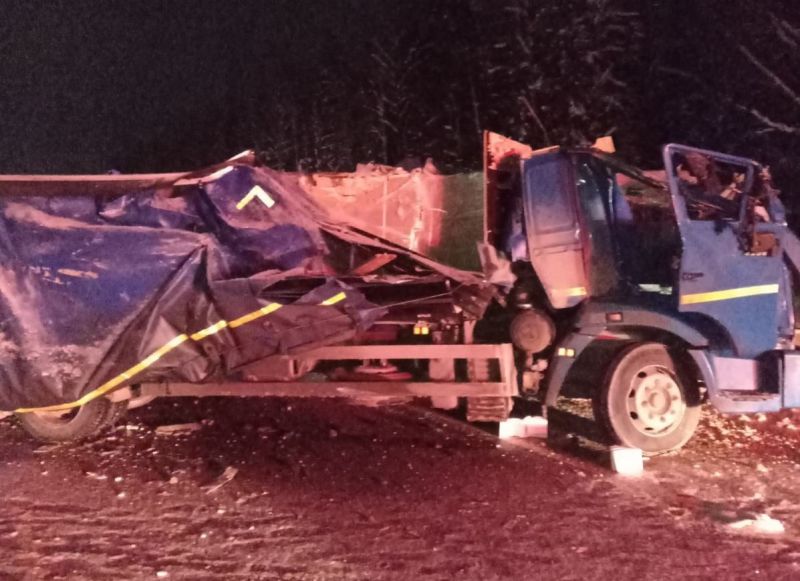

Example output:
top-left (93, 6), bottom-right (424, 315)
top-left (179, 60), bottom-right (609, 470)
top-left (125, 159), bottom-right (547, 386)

top-left (1, 398), bottom-right (799, 580)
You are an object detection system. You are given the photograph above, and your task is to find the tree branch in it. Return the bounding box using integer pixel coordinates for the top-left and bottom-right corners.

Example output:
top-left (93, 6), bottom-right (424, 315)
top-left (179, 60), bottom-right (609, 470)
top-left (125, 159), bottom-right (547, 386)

top-left (770, 13), bottom-right (800, 49)
top-left (740, 106), bottom-right (800, 135)
top-left (519, 95), bottom-right (551, 145)
top-left (739, 44), bottom-right (800, 108)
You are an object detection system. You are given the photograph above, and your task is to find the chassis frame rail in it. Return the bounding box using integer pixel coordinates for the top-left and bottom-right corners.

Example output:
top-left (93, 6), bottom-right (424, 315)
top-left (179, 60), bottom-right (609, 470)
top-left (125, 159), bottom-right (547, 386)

top-left (112, 343), bottom-right (517, 401)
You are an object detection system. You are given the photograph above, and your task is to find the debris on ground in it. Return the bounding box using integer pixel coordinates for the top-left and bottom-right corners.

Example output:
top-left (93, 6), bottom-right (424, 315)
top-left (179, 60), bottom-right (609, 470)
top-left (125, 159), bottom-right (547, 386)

top-left (154, 423), bottom-right (202, 436)
top-left (32, 444), bottom-right (62, 454)
top-left (728, 514), bottom-right (785, 535)
top-left (205, 466), bottom-right (239, 494)
top-left (1, 398), bottom-right (799, 579)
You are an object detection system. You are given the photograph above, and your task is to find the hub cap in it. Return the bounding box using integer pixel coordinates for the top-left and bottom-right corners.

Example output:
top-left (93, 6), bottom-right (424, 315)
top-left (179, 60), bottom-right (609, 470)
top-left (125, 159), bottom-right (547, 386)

top-left (625, 365), bottom-right (685, 436)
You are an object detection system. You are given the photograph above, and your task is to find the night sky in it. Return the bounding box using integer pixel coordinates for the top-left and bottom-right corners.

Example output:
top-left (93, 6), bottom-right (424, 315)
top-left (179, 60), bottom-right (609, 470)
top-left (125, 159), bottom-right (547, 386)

top-left (1, 1), bottom-right (798, 189)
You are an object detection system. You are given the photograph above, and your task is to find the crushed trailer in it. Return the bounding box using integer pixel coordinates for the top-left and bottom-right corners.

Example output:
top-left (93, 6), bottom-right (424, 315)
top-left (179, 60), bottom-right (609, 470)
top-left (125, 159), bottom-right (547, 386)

top-left (2, 134), bottom-right (800, 454)
top-left (0, 152), bottom-right (510, 443)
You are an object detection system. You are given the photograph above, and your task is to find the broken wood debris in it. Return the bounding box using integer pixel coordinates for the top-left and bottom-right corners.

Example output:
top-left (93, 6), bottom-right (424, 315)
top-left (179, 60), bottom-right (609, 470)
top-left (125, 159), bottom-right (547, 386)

top-left (154, 422), bottom-right (202, 436)
top-left (205, 466), bottom-right (239, 494)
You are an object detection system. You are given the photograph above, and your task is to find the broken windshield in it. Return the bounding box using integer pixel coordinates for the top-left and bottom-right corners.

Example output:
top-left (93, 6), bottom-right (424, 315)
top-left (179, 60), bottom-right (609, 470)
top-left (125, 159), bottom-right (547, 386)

top-left (581, 154), bottom-right (679, 290)
top-left (669, 150), bottom-right (751, 222)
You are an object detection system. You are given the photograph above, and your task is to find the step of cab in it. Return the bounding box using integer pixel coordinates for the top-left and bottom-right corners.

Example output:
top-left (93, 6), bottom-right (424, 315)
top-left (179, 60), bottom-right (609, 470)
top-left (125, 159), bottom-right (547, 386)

top-left (707, 351), bottom-right (800, 412)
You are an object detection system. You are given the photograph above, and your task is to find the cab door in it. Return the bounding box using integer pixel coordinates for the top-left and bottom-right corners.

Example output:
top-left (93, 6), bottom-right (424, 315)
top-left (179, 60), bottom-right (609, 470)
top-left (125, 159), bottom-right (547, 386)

top-left (521, 151), bottom-right (589, 309)
top-left (663, 144), bottom-right (783, 357)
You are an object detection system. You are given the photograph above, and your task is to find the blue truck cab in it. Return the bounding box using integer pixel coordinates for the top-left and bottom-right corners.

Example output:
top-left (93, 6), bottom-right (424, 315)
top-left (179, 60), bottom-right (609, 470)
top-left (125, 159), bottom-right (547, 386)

top-left (485, 132), bottom-right (800, 452)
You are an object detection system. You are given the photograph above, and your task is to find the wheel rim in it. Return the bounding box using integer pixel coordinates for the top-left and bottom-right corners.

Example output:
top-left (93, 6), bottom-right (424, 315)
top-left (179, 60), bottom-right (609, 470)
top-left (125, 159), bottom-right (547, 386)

top-left (625, 365), bottom-right (685, 437)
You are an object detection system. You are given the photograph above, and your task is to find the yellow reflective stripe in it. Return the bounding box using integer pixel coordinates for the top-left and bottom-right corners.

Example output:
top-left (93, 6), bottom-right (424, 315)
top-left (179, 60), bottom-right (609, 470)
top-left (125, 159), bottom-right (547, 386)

top-left (13, 297), bottom-right (300, 414)
top-left (320, 291), bottom-right (346, 306)
top-left (228, 302), bottom-right (282, 328)
top-left (235, 185), bottom-right (276, 210)
top-left (131, 334), bottom-right (189, 371)
top-left (15, 334), bottom-right (190, 413)
top-left (680, 284), bottom-right (779, 305)
top-left (552, 286), bottom-right (587, 298)
top-left (190, 320), bottom-right (229, 341)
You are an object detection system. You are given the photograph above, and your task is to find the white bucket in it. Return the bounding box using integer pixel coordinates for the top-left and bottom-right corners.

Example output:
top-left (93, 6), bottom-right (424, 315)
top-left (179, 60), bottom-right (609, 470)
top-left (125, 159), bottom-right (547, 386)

top-left (522, 416), bottom-right (548, 438)
top-left (498, 416), bottom-right (548, 439)
top-left (610, 446), bottom-right (644, 476)
top-left (498, 418), bottom-right (523, 439)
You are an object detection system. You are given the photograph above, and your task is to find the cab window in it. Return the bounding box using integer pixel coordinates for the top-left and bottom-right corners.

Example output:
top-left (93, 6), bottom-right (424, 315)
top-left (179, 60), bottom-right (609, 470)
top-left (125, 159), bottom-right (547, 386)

top-left (669, 151), bottom-right (750, 222)
top-left (613, 168), bottom-right (680, 288)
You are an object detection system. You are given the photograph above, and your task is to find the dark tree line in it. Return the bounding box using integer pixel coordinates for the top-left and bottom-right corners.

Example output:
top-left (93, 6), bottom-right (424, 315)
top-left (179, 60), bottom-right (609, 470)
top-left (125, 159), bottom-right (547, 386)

top-left (237, 0), bottom-right (648, 173)
top-left (0, 0), bottom-right (798, 204)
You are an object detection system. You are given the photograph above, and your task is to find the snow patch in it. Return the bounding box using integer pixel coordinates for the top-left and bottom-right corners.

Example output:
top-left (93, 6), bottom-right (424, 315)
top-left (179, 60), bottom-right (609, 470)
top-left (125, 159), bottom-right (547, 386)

top-left (728, 514), bottom-right (785, 535)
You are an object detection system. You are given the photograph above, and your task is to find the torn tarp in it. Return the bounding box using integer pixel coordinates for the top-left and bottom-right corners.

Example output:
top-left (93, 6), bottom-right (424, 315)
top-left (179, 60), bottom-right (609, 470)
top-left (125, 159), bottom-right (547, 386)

top-left (0, 158), bottom-right (491, 411)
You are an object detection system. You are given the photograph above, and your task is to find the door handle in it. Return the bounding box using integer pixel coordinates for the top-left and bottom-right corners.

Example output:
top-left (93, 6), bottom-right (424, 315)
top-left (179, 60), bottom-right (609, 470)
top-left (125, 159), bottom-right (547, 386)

top-left (681, 272), bottom-right (704, 281)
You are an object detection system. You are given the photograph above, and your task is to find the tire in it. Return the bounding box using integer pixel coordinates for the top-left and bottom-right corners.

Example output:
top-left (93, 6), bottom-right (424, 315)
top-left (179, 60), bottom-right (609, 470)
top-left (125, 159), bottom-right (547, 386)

top-left (104, 398), bottom-right (129, 427)
top-left (593, 342), bottom-right (701, 454)
top-left (16, 398), bottom-right (127, 443)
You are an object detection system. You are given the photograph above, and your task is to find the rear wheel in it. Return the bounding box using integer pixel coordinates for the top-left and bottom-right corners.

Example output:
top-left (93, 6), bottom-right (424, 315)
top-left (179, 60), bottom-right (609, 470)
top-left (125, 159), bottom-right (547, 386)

top-left (594, 343), bottom-right (700, 454)
top-left (16, 398), bottom-right (126, 443)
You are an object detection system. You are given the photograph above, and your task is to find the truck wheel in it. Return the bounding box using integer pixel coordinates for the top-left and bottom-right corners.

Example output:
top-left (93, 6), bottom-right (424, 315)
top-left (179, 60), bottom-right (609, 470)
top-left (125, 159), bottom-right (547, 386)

top-left (16, 398), bottom-right (126, 443)
top-left (594, 343), bottom-right (700, 454)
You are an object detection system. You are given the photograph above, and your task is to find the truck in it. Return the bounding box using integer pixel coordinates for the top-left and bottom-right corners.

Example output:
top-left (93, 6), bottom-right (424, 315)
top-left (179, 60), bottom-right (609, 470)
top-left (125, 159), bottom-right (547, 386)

top-left (1, 134), bottom-right (798, 454)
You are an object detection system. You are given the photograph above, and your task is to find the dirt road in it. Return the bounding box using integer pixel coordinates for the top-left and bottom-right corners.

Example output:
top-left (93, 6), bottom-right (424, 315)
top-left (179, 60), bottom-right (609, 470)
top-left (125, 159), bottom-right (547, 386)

top-left (1, 398), bottom-right (799, 580)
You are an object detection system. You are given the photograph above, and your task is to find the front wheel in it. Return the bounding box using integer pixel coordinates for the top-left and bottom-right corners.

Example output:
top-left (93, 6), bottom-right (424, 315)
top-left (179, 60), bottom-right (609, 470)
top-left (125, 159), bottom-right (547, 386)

top-left (16, 397), bottom-right (127, 443)
top-left (593, 343), bottom-right (701, 454)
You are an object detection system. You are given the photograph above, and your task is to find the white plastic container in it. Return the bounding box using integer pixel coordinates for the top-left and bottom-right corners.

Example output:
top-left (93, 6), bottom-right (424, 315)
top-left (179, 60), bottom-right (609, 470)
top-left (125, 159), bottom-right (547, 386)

top-left (498, 416), bottom-right (548, 439)
top-left (610, 446), bottom-right (644, 476)
top-left (498, 418), bottom-right (523, 439)
top-left (522, 416), bottom-right (548, 438)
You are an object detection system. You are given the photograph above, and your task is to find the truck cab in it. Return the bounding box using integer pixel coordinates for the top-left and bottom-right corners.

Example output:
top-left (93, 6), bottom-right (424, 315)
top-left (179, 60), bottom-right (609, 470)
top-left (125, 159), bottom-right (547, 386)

top-left (485, 132), bottom-right (800, 453)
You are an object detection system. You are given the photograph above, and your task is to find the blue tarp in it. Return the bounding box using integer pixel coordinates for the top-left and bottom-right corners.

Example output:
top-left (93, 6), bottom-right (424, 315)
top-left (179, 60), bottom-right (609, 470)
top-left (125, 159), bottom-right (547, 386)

top-left (0, 161), bottom-right (488, 410)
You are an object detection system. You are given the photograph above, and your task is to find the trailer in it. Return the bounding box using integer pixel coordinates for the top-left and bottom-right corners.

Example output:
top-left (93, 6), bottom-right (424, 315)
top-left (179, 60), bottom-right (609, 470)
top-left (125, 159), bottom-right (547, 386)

top-left (0, 152), bottom-right (515, 442)
top-left (2, 135), bottom-right (800, 454)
